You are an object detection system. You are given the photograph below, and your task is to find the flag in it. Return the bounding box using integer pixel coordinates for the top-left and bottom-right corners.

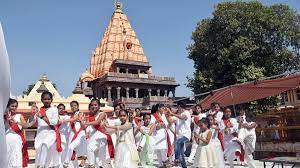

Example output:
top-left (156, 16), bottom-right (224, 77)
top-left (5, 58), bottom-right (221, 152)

top-left (0, 22), bottom-right (11, 167)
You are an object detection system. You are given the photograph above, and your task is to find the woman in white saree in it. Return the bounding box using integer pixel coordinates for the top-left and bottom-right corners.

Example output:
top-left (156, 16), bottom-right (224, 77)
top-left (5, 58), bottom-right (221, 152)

top-left (35, 91), bottom-right (62, 168)
top-left (5, 99), bottom-right (36, 168)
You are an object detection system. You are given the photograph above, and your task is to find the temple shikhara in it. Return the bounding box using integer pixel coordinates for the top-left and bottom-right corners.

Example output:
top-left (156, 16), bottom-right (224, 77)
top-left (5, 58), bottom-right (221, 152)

top-left (13, 74), bottom-right (113, 114)
top-left (80, 3), bottom-right (179, 108)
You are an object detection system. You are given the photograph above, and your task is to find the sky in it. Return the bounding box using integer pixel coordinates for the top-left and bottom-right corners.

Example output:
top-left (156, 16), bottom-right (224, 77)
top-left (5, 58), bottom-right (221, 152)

top-left (1, 0), bottom-right (300, 97)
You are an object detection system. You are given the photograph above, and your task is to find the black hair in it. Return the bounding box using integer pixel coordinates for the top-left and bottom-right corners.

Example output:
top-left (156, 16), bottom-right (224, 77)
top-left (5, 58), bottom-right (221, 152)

top-left (224, 107), bottom-right (232, 112)
top-left (200, 118), bottom-right (210, 129)
top-left (151, 104), bottom-right (164, 114)
top-left (119, 103), bottom-right (126, 109)
top-left (135, 108), bottom-right (141, 112)
top-left (7, 98), bottom-right (18, 108)
top-left (88, 103), bottom-right (92, 110)
top-left (177, 101), bottom-right (186, 108)
top-left (151, 104), bottom-right (158, 114)
top-left (57, 103), bottom-right (65, 109)
top-left (119, 109), bottom-right (129, 116)
top-left (41, 91), bottom-right (53, 100)
top-left (192, 104), bottom-right (202, 115)
top-left (90, 98), bottom-right (101, 106)
top-left (195, 104), bottom-right (202, 109)
top-left (214, 102), bottom-right (220, 106)
top-left (70, 100), bottom-right (79, 106)
top-left (114, 103), bottom-right (121, 111)
top-left (222, 107), bottom-right (233, 119)
top-left (206, 114), bottom-right (214, 119)
top-left (142, 113), bottom-right (151, 120)
top-left (210, 102), bottom-right (215, 107)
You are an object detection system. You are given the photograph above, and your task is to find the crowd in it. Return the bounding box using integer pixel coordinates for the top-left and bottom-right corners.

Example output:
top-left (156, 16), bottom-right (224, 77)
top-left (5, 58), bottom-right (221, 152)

top-left (4, 91), bottom-right (257, 168)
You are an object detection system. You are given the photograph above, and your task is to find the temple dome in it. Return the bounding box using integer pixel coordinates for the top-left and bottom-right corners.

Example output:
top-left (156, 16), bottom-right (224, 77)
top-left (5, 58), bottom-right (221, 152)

top-left (80, 70), bottom-right (95, 82)
top-left (90, 3), bottom-right (148, 78)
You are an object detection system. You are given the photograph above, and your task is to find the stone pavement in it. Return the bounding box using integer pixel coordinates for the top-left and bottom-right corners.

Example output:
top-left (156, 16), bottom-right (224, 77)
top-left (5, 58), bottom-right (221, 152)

top-left (28, 159), bottom-right (267, 167)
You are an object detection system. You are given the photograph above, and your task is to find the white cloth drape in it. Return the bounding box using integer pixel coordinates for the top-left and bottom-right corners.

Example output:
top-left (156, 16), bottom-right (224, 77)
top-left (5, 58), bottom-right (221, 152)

top-left (0, 22), bottom-right (11, 168)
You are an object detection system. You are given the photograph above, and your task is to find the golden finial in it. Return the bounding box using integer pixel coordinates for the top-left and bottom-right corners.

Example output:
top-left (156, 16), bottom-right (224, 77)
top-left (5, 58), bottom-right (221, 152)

top-left (114, 0), bottom-right (123, 13)
top-left (40, 73), bottom-right (49, 82)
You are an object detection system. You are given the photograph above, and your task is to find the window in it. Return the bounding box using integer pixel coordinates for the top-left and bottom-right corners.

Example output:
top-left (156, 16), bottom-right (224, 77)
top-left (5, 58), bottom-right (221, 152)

top-left (280, 92), bottom-right (288, 105)
top-left (28, 102), bottom-right (35, 106)
top-left (119, 68), bottom-right (126, 73)
top-left (296, 89), bottom-right (300, 100)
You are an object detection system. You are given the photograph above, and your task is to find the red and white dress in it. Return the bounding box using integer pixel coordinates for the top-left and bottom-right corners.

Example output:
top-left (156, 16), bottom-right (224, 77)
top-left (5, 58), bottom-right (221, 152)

top-left (86, 112), bottom-right (114, 167)
top-left (64, 111), bottom-right (87, 166)
top-left (35, 107), bottom-right (62, 167)
top-left (5, 113), bottom-right (29, 168)
top-left (150, 113), bottom-right (172, 167)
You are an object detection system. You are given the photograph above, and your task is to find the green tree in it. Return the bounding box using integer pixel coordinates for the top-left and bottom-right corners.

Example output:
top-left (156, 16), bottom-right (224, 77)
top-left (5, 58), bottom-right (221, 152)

top-left (187, 1), bottom-right (300, 111)
top-left (23, 84), bottom-right (35, 95)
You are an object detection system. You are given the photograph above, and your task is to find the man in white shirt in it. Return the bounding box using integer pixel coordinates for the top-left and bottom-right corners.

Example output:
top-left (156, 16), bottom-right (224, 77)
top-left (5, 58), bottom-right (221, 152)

top-left (169, 102), bottom-right (191, 168)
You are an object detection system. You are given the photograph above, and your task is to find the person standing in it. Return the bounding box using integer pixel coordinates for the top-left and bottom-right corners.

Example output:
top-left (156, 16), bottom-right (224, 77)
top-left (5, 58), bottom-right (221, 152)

top-left (237, 115), bottom-right (257, 168)
top-left (207, 114), bottom-right (225, 168)
top-left (5, 99), bottom-right (35, 168)
top-left (168, 102), bottom-right (191, 168)
top-left (193, 118), bottom-right (218, 168)
top-left (136, 113), bottom-right (155, 167)
top-left (35, 91), bottom-right (62, 168)
top-left (57, 103), bottom-right (71, 167)
top-left (105, 109), bottom-right (140, 168)
top-left (81, 99), bottom-right (112, 168)
top-left (64, 101), bottom-right (87, 167)
top-left (150, 104), bottom-right (170, 168)
top-left (187, 105), bottom-right (206, 164)
top-left (219, 107), bottom-right (239, 168)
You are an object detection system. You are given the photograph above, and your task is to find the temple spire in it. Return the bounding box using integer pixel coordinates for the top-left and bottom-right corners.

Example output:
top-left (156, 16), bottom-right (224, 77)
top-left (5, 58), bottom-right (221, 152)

top-left (90, 0), bottom-right (148, 78)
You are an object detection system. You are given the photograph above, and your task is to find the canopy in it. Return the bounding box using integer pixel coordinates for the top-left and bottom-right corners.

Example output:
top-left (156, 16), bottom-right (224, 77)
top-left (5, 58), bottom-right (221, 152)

top-left (200, 73), bottom-right (300, 109)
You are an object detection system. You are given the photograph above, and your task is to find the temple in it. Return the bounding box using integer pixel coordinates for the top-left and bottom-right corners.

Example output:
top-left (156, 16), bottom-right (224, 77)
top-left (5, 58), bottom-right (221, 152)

top-left (80, 3), bottom-right (179, 108)
top-left (14, 74), bottom-right (113, 114)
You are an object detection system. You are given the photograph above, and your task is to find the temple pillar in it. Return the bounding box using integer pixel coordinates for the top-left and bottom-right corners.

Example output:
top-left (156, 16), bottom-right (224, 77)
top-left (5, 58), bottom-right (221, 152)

top-left (117, 67), bottom-right (120, 73)
top-left (126, 68), bottom-right (129, 74)
top-left (117, 87), bottom-right (121, 99)
top-left (135, 88), bottom-right (139, 98)
top-left (172, 89), bottom-right (175, 97)
top-left (107, 87), bottom-right (112, 102)
top-left (126, 87), bottom-right (130, 98)
top-left (148, 89), bottom-right (152, 97)
top-left (157, 89), bottom-right (160, 97)
top-left (164, 90), bottom-right (168, 97)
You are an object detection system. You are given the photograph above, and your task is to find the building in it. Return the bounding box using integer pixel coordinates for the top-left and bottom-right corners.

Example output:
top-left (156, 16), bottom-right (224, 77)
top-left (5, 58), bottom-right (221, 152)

top-left (14, 74), bottom-right (113, 115)
top-left (280, 88), bottom-right (300, 107)
top-left (80, 3), bottom-right (179, 108)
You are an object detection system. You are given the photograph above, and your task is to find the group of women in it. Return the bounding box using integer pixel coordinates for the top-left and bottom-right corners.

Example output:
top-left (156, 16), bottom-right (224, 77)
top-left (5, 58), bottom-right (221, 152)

top-left (4, 91), bottom-right (257, 168)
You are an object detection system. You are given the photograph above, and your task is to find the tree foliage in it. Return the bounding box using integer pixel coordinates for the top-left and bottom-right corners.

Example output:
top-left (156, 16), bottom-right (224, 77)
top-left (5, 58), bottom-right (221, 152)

top-left (187, 1), bottom-right (300, 111)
